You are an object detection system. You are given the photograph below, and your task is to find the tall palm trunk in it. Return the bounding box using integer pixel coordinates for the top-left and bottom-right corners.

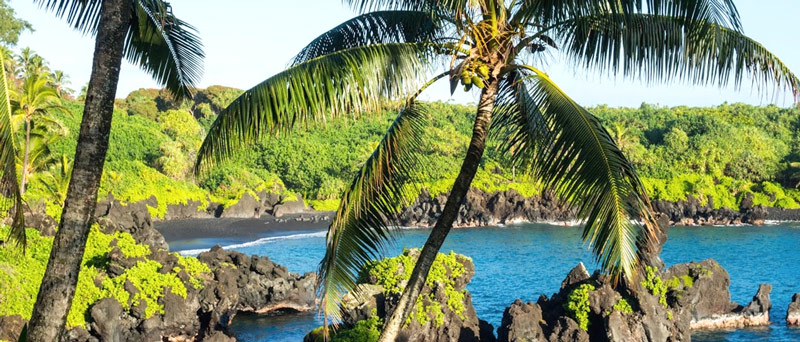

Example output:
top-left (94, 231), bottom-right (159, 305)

top-left (26, 0), bottom-right (132, 340)
top-left (20, 118), bottom-right (30, 194)
top-left (378, 80), bottom-right (499, 342)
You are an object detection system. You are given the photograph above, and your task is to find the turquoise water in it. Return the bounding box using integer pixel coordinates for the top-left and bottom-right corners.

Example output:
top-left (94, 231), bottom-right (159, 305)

top-left (174, 223), bottom-right (800, 341)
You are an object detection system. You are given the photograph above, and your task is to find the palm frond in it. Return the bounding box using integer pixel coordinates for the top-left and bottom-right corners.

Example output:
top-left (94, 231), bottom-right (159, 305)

top-left (552, 13), bottom-right (800, 100)
top-left (344, 0), bottom-right (470, 16)
top-left (0, 52), bottom-right (25, 247)
top-left (293, 11), bottom-right (446, 65)
top-left (36, 0), bottom-right (204, 99)
top-left (496, 68), bottom-right (656, 280)
top-left (125, 0), bottom-right (204, 99)
top-left (34, 0), bottom-right (103, 35)
top-left (319, 102), bottom-right (428, 325)
top-left (195, 43), bottom-right (437, 173)
top-left (513, 0), bottom-right (741, 30)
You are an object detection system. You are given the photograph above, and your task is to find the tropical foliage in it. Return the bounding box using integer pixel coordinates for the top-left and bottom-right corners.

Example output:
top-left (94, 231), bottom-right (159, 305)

top-left (0, 224), bottom-right (210, 328)
top-left (0, 1), bottom-right (798, 339)
top-left (1, 50), bottom-right (799, 342)
top-left (0, 0), bottom-right (32, 46)
top-left (194, 1), bottom-right (798, 339)
top-left (9, 81), bottom-right (799, 223)
top-left (23, 0), bottom-right (205, 340)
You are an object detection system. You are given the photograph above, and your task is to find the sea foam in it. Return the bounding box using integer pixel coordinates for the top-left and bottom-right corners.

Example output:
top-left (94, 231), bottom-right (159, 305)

top-left (178, 230), bottom-right (327, 256)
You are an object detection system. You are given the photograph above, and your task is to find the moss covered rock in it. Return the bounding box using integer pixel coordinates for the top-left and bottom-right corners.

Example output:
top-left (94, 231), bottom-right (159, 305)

top-left (316, 249), bottom-right (494, 342)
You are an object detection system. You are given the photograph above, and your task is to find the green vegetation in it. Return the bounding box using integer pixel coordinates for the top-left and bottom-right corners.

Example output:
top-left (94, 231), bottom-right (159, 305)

top-left (564, 283), bottom-right (595, 331)
top-left (361, 250), bottom-right (469, 328)
top-left (0, 23), bottom-right (798, 340)
top-left (307, 315), bottom-right (384, 342)
top-left (641, 266), bottom-right (669, 308)
top-left (0, 225), bottom-right (209, 328)
top-left (330, 315), bottom-right (383, 342)
top-left (0, 0), bottom-right (31, 46)
top-left (2, 56), bottom-right (798, 225)
top-left (666, 274), bottom-right (695, 291)
top-left (595, 103), bottom-right (800, 209)
top-left (613, 298), bottom-right (634, 315)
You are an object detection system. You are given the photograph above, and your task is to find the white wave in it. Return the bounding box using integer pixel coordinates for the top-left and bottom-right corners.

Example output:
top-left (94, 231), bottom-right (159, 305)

top-left (178, 231), bottom-right (326, 256)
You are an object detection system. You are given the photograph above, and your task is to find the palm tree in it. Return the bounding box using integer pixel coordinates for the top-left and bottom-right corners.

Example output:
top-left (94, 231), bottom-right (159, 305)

top-left (1, 46), bottom-right (18, 79)
top-left (0, 43), bottom-right (25, 247)
top-left (195, 1), bottom-right (799, 340)
top-left (10, 72), bottom-right (65, 195)
top-left (15, 47), bottom-right (49, 79)
top-left (50, 70), bottom-right (73, 98)
top-left (610, 122), bottom-right (638, 155)
top-left (25, 1), bottom-right (203, 340)
top-left (38, 154), bottom-right (73, 206)
top-left (16, 129), bottom-right (62, 194)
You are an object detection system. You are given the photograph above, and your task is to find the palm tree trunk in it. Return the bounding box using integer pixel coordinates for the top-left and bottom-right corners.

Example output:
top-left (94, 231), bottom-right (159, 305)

top-left (26, 0), bottom-right (131, 340)
top-left (20, 118), bottom-right (30, 194)
top-left (378, 81), bottom-right (499, 342)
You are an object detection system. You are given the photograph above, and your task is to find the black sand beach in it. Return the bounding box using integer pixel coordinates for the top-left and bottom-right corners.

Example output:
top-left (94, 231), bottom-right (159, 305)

top-left (154, 213), bottom-right (333, 251)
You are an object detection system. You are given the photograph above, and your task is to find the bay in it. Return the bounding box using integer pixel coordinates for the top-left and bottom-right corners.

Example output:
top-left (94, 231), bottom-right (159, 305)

top-left (170, 223), bottom-right (800, 341)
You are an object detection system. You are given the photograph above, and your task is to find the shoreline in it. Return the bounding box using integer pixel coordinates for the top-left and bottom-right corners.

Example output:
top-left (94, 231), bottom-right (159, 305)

top-left (155, 213), bottom-right (333, 242)
top-left (156, 214), bottom-right (800, 255)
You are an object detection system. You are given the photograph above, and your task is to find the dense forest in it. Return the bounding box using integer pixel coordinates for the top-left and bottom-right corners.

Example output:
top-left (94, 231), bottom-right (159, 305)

top-left (3, 48), bottom-right (800, 222)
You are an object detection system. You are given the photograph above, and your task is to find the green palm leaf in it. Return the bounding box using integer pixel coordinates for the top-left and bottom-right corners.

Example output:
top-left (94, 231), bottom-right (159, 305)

top-left (496, 68), bottom-right (656, 280)
top-left (293, 11), bottom-right (445, 65)
top-left (552, 13), bottom-right (800, 97)
top-left (319, 102), bottom-right (428, 324)
top-left (125, 0), bottom-right (204, 99)
top-left (35, 0), bottom-right (203, 99)
top-left (513, 0), bottom-right (741, 30)
top-left (195, 43), bottom-right (436, 173)
top-left (0, 52), bottom-right (25, 247)
top-left (34, 0), bottom-right (103, 34)
top-left (344, 0), bottom-right (471, 16)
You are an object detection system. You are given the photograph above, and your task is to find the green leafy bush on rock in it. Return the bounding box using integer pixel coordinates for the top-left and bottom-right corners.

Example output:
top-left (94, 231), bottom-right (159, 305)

top-left (359, 250), bottom-right (470, 328)
top-left (564, 283), bottom-right (595, 331)
top-left (641, 266), bottom-right (669, 308)
top-left (0, 225), bottom-right (210, 328)
top-left (306, 315), bottom-right (383, 342)
top-left (613, 298), bottom-right (634, 314)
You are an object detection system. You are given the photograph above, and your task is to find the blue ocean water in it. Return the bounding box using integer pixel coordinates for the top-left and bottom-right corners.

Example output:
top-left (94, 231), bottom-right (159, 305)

top-left (173, 223), bottom-right (800, 341)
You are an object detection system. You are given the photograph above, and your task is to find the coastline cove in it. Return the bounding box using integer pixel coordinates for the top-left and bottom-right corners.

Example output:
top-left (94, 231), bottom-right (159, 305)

top-left (160, 221), bottom-right (800, 342)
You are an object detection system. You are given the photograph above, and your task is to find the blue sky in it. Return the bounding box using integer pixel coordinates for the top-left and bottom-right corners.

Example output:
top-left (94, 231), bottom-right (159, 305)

top-left (8, 0), bottom-right (800, 107)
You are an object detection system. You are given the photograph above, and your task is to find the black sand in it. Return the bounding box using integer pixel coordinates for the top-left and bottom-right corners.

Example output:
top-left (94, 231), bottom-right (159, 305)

top-left (154, 213), bottom-right (333, 244)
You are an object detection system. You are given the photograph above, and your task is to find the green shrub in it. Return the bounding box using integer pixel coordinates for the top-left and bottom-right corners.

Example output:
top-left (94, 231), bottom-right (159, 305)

top-left (564, 283), bottom-right (595, 331)
top-left (176, 254), bottom-right (211, 289)
top-left (0, 224), bottom-right (210, 328)
top-left (362, 250), bottom-right (470, 328)
top-left (613, 298), bottom-right (634, 314)
top-left (641, 266), bottom-right (668, 308)
top-left (330, 315), bottom-right (383, 342)
top-left (98, 160), bottom-right (209, 219)
top-left (0, 227), bottom-right (51, 320)
top-left (103, 260), bottom-right (187, 318)
top-left (308, 199), bottom-right (340, 211)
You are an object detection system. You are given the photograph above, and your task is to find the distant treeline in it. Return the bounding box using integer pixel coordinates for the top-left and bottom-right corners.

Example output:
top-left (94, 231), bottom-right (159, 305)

top-left (20, 84), bottom-right (800, 217)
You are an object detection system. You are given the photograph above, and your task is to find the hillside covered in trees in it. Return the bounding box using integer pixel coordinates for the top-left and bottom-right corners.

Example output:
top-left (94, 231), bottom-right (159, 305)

top-left (10, 63), bottom-right (800, 220)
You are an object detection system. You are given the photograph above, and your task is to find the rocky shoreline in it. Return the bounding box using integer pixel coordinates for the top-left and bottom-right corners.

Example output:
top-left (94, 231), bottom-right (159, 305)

top-left (93, 188), bottom-right (800, 234)
top-left (306, 249), bottom-right (789, 342)
top-left (397, 188), bottom-right (800, 228)
top-left (3, 188), bottom-right (799, 342)
top-left (0, 195), bottom-right (321, 342)
top-left (306, 214), bottom-right (795, 342)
